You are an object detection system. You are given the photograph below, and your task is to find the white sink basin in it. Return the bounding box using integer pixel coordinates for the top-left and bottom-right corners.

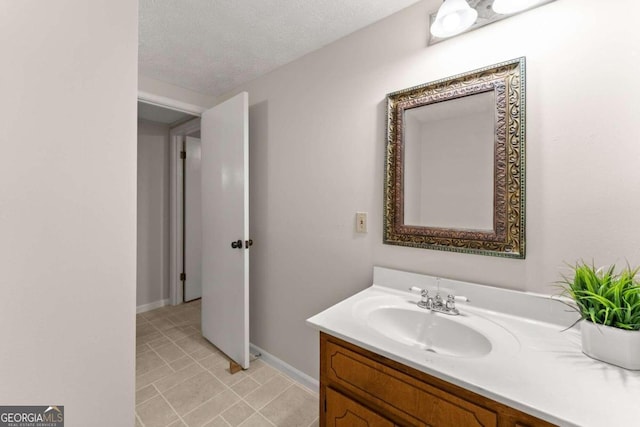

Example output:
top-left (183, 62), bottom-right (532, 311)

top-left (367, 307), bottom-right (492, 357)
top-left (353, 295), bottom-right (519, 359)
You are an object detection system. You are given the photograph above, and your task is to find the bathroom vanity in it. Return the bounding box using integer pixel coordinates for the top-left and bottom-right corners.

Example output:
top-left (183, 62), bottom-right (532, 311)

top-left (307, 267), bottom-right (640, 427)
top-left (321, 332), bottom-right (551, 426)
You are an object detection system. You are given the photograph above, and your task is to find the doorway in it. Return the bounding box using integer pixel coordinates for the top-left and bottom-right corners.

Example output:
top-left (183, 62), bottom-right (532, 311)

top-left (137, 91), bottom-right (251, 370)
top-left (137, 99), bottom-right (201, 310)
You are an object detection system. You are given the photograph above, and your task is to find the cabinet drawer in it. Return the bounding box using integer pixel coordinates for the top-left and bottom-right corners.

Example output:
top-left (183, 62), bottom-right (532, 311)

top-left (326, 387), bottom-right (395, 427)
top-left (324, 340), bottom-right (497, 427)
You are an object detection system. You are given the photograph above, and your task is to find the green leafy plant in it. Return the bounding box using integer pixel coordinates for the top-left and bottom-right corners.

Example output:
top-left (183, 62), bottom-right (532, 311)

top-left (559, 262), bottom-right (640, 331)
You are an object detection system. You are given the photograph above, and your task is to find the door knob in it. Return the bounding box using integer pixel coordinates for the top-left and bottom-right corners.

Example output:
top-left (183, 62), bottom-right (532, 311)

top-left (231, 240), bottom-right (243, 249)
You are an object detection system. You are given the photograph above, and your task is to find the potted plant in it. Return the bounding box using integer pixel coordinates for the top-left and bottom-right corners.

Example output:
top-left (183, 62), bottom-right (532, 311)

top-left (560, 261), bottom-right (640, 370)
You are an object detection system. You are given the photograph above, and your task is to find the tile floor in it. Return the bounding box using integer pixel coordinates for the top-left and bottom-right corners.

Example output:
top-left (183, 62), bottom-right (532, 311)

top-left (136, 300), bottom-right (319, 427)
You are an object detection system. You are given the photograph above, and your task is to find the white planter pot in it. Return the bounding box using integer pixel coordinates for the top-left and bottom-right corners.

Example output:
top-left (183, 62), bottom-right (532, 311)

top-left (581, 320), bottom-right (640, 370)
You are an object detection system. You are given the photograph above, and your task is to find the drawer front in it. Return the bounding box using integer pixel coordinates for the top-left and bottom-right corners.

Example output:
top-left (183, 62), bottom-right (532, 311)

top-left (326, 387), bottom-right (395, 427)
top-left (324, 340), bottom-right (497, 427)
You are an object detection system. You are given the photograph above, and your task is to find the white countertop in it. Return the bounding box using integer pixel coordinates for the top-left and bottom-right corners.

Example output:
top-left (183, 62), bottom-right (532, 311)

top-left (306, 267), bottom-right (640, 427)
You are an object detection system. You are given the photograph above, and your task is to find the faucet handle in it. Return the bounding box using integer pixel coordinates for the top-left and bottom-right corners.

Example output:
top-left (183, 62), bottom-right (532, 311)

top-left (446, 295), bottom-right (456, 310)
top-left (409, 286), bottom-right (431, 309)
top-left (445, 295), bottom-right (460, 315)
top-left (445, 294), bottom-right (470, 306)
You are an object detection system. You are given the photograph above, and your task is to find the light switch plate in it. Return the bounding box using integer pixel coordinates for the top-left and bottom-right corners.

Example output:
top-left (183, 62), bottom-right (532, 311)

top-left (356, 212), bottom-right (367, 233)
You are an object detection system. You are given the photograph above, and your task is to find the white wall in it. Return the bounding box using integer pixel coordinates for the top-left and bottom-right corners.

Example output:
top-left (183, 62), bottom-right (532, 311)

top-left (0, 1), bottom-right (137, 425)
top-left (137, 119), bottom-right (170, 307)
top-left (223, 0), bottom-right (640, 379)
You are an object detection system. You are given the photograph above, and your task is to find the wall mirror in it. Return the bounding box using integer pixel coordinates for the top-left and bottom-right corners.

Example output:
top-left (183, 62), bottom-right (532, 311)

top-left (384, 58), bottom-right (526, 258)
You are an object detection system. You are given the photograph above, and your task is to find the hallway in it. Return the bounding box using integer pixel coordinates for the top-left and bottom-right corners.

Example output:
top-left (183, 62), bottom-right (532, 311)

top-left (136, 301), bottom-right (319, 427)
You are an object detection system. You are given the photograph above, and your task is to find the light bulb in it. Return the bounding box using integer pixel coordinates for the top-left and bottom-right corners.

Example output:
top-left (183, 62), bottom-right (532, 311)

top-left (431, 0), bottom-right (478, 38)
top-left (442, 14), bottom-right (462, 32)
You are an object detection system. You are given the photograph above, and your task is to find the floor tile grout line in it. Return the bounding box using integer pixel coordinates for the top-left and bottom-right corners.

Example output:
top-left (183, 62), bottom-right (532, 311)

top-left (156, 387), bottom-right (190, 427)
top-left (135, 363), bottom-right (176, 392)
top-left (293, 379), bottom-right (320, 398)
top-left (220, 377), bottom-right (255, 412)
top-left (216, 416), bottom-right (232, 427)
top-left (155, 324), bottom-right (204, 349)
top-left (245, 380), bottom-right (295, 413)
top-left (219, 413), bottom-right (235, 426)
top-left (153, 368), bottom-right (201, 397)
top-left (293, 383), bottom-right (320, 399)
top-left (154, 345), bottom-right (190, 367)
top-left (147, 318), bottom-right (206, 370)
top-left (236, 411), bottom-right (277, 427)
top-left (135, 383), bottom-right (162, 408)
top-left (139, 339), bottom-right (174, 378)
top-left (250, 380), bottom-right (318, 426)
top-left (134, 411), bottom-right (146, 427)
top-left (240, 374), bottom-right (278, 412)
top-left (167, 386), bottom-right (229, 426)
top-left (177, 378), bottom-right (228, 414)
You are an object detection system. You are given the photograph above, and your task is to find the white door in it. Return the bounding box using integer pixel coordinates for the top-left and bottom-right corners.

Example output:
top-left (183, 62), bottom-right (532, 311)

top-left (201, 92), bottom-right (250, 369)
top-left (184, 136), bottom-right (202, 302)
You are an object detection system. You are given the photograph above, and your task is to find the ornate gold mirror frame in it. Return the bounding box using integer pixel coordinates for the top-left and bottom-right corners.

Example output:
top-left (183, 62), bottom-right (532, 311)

top-left (384, 58), bottom-right (526, 258)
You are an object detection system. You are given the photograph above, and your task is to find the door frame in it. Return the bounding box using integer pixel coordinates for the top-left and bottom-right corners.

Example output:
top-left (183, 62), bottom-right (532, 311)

top-left (138, 91), bottom-right (206, 306)
top-left (138, 90), bottom-right (206, 117)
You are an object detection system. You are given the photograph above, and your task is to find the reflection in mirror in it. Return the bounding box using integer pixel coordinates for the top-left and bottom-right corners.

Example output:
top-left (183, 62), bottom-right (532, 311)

top-left (384, 58), bottom-right (526, 258)
top-left (404, 91), bottom-right (495, 230)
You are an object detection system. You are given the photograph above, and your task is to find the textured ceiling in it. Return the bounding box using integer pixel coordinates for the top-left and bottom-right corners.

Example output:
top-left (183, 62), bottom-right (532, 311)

top-left (139, 0), bottom-right (423, 97)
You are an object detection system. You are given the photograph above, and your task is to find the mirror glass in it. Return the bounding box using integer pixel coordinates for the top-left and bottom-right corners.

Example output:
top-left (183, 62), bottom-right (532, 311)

top-left (384, 58), bottom-right (526, 258)
top-left (403, 91), bottom-right (495, 230)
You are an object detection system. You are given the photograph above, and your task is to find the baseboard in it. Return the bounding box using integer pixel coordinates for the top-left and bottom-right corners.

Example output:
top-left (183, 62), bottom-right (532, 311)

top-left (250, 343), bottom-right (319, 393)
top-left (136, 299), bottom-right (170, 314)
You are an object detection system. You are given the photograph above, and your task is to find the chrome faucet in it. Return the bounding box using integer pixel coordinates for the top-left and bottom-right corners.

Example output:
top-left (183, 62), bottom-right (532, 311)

top-left (410, 287), bottom-right (433, 309)
top-left (409, 286), bottom-right (469, 316)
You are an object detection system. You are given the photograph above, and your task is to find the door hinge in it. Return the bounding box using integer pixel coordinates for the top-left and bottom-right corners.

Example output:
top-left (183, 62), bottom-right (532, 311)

top-left (180, 272), bottom-right (186, 281)
top-left (180, 151), bottom-right (186, 159)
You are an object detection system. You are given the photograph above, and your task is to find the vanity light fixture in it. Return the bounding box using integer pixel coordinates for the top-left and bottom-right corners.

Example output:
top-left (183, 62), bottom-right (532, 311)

top-left (428, 0), bottom-right (556, 45)
top-left (430, 0), bottom-right (478, 38)
top-left (492, 0), bottom-right (542, 14)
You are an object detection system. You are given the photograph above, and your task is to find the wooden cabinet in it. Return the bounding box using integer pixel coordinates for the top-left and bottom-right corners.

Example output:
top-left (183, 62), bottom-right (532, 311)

top-left (319, 332), bottom-right (555, 427)
top-left (326, 388), bottom-right (395, 427)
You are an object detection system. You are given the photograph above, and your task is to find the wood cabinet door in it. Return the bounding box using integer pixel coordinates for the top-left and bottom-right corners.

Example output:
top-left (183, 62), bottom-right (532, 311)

top-left (325, 340), bottom-right (497, 427)
top-left (326, 388), bottom-right (395, 427)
